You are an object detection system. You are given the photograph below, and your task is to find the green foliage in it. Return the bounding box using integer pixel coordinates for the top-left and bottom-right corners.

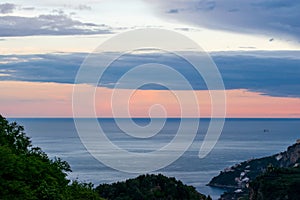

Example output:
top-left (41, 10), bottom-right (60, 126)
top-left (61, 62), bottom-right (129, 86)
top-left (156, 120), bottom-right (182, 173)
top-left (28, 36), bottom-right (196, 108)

top-left (65, 181), bottom-right (104, 200)
top-left (0, 115), bottom-right (103, 200)
top-left (209, 155), bottom-right (281, 188)
top-left (96, 174), bottom-right (210, 200)
top-left (250, 167), bottom-right (300, 200)
top-left (0, 115), bottom-right (31, 154)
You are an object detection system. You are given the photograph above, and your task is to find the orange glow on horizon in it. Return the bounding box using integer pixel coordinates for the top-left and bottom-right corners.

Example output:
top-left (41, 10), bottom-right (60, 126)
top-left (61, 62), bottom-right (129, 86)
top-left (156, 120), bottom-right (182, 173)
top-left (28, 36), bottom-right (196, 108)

top-left (0, 81), bottom-right (299, 118)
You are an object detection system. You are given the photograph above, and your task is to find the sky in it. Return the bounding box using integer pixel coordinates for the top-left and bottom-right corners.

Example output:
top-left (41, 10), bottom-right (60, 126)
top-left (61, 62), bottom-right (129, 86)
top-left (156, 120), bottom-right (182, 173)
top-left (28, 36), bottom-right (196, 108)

top-left (0, 0), bottom-right (300, 118)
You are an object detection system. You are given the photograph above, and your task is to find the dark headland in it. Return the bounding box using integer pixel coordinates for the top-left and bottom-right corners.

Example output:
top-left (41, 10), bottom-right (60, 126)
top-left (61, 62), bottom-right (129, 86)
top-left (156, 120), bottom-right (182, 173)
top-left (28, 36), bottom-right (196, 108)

top-left (208, 140), bottom-right (300, 200)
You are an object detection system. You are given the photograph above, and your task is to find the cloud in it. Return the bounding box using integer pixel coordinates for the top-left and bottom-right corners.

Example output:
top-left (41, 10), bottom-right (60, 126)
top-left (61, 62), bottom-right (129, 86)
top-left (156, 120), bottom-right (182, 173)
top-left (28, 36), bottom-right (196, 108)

top-left (174, 27), bottom-right (190, 31)
top-left (196, 0), bottom-right (216, 11)
top-left (239, 46), bottom-right (256, 49)
top-left (62, 4), bottom-right (92, 11)
top-left (0, 53), bottom-right (84, 83)
top-left (0, 51), bottom-right (299, 98)
top-left (145, 0), bottom-right (300, 40)
top-left (212, 51), bottom-right (300, 97)
top-left (0, 13), bottom-right (111, 36)
top-left (77, 4), bottom-right (92, 11)
top-left (251, 0), bottom-right (297, 9)
top-left (167, 9), bottom-right (179, 14)
top-left (0, 3), bottom-right (16, 14)
top-left (22, 7), bottom-right (35, 11)
top-left (227, 8), bottom-right (239, 12)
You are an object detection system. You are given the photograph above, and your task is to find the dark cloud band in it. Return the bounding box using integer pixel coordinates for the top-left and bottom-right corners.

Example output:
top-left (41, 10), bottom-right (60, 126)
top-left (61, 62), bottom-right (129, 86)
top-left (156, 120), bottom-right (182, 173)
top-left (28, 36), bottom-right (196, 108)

top-left (0, 51), bottom-right (299, 98)
top-left (149, 0), bottom-right (300, 40)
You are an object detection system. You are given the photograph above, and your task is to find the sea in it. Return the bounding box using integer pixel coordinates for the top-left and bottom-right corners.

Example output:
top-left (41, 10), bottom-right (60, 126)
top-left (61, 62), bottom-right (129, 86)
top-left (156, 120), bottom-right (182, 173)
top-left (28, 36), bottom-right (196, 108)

top-left (10, 118), bottom-right (300, 200)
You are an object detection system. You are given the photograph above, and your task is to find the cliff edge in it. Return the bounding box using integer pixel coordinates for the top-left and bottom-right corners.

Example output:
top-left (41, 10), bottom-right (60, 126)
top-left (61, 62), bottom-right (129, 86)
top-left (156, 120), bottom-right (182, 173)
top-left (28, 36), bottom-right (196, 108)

top-left (208, 140), bottom-right (300, 189)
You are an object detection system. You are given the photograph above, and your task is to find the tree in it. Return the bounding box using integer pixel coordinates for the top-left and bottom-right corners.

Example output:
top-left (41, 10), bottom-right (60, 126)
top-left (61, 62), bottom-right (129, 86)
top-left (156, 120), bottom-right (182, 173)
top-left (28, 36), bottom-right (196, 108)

top-left (0, 115), bottom-right (103, 200)
top-left (96, 173), bottom-right (210, 200)
top-left (0, 115), bottom-right (31, 153)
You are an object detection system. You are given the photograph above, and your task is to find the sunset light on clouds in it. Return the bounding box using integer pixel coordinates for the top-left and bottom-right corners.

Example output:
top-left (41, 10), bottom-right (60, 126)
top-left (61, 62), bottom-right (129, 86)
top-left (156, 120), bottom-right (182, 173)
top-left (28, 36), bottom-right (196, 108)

top-left (0, 0), bottom-right (300, 118)
top-left (2, 2), bottom-right (300, 200)
top-left (1, 81), bottom-right (299, 118)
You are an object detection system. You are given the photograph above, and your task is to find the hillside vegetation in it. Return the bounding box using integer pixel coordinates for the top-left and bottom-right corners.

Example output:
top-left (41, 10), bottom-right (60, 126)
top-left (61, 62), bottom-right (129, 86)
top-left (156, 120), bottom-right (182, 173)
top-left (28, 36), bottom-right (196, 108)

top-left (0, 115), bottom-right (103, 200)
top-left (249, 166), bottom-right (300, 200)
top-left (96, 174), bottom-right (211, 200)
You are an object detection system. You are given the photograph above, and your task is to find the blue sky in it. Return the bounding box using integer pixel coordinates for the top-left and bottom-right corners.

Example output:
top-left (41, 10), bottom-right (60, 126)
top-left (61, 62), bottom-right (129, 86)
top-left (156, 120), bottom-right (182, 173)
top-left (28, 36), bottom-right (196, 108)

top-left (0, 0), bottom-right (299, 117)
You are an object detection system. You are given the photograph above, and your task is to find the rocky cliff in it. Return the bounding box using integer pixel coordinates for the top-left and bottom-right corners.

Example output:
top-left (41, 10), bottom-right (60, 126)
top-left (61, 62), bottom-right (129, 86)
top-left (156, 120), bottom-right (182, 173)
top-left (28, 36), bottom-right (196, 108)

top-left (208, 141), bottom-right (300, 190)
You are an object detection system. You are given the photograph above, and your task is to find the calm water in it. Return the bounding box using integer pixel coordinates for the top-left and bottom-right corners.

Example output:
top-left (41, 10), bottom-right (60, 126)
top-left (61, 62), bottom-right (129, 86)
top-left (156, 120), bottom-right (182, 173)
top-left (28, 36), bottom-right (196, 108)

top-left (10, 118), bottom-right (300, 199)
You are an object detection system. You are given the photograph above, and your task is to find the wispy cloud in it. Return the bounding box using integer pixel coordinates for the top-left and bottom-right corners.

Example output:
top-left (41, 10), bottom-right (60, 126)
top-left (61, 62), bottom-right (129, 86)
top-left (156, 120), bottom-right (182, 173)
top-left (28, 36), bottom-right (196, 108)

top-left (195, 0), bottom-right (216, 11)
top-left (0, 3), bottom-right (16, 14)
top-left (238, 46), bottom-right (257, 49)
top-left (22, 7), bottom-right (35, 11)
top-left (0, 13), bottom-right (111, 36)
top-left (73, 4), bottom-right (92, 11)
top-left (166, 9), bottom-right (179, 14)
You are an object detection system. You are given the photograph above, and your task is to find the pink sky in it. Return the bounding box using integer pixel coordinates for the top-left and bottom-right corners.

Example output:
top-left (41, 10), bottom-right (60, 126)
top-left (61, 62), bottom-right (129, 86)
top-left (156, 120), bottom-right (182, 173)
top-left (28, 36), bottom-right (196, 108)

top-left (0, 81), bottom-right (299, 118)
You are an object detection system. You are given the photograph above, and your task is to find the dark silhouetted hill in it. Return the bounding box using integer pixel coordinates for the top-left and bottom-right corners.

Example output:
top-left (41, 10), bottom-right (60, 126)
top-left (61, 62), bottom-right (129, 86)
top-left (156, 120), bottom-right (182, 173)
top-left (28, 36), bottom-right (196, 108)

top-left (96, 173), bottom-right (211, 200)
